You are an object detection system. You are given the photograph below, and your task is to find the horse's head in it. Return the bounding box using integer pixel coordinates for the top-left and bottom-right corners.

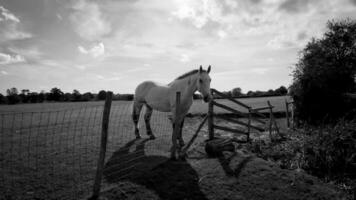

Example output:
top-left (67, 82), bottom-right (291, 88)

top-left (197, 65), bottom-right (212, 102)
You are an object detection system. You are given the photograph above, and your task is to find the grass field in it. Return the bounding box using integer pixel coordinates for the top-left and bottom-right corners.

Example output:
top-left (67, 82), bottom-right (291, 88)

top-left (0, 95), bottom-right (291, 114)
top-left (0, 95), bottom-right (291, 200)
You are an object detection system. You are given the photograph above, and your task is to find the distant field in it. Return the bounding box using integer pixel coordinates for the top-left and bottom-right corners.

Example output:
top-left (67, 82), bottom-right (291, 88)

top-left (0, 95), bottom-right (291, 199)
top-left (0, 95), bottom-right (291, 114)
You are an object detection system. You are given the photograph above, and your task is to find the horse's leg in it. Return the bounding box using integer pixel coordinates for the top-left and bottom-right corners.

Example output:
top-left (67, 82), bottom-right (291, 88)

top-left (178, 118), bottom-right (185, 147)
top-left (132, 101), bottom-right (143, 139)
top-left (144, 105), bottom-right (155, 140)
top-left (170, 122), bottom-right (178, 160)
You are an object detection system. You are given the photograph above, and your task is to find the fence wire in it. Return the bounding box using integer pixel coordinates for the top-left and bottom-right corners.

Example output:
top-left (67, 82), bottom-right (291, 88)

top-left (0, 101), bottom-right (209, 200)
top-left (0, 104), bottom-right (105, 200)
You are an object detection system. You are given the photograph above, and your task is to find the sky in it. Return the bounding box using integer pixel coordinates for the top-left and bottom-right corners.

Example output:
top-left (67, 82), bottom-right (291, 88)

top-left (1, 0), bottom-right (356, 95)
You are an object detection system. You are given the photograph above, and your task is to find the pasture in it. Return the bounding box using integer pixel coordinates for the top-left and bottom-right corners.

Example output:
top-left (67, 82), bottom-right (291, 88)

top-left (0, 95), bottom-right (291, 114)
top-left (0, 95), bottom-right (291, 200)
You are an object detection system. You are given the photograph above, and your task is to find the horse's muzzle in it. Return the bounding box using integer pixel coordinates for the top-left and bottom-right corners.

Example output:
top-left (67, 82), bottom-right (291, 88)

top-left (203, 96), bottom-right (209, 102)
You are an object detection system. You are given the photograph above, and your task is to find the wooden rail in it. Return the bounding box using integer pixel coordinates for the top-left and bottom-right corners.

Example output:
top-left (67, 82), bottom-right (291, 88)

top-left (212, 101), bottom-right (247, 117)
top-left (208, 88), bottom-right (280, 143)
top-left (211, 88), bottom-right (250, 109)
top-left (215, 115), bottom-right (265, 132)
top-left (181, 115), bottom-right (208, 155)
top-left (213, 124), bottom-right (248, 135)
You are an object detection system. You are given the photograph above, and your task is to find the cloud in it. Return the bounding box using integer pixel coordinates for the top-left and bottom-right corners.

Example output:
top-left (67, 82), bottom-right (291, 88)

top-left (180, 54), bottom-right (191, 63)
top-left (75, 65), bottom-right (87, 70)
top-left (0, 6), bottom-right (20, 22)
top-left (278, 0), bottom-right (313, 13)
top-left (78, 42), bottom-right (105, 58)
top-left (8, 46), bottom-right (42, 60)
top-left (172, 0), bottom-right (223, 28)
top-left (1, 70), bottom-right (8, 75)
top-left (0, 6), bottom-right (32, 41)
top-left (0, 52), bottom-right (25, 65)
top-left (217, 29), bottom-right (227, 39)
top-left (69, 0), bottom-right (111, 41)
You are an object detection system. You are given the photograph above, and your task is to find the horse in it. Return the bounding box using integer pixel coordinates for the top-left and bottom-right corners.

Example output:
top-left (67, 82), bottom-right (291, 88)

top-left (132, 65), bottom-right (212, 160)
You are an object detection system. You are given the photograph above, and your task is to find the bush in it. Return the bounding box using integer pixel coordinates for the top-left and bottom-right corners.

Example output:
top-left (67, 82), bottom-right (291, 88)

top-left (302, 120), bottom-right (356, 180)
top-left (290, 19), bottom-right (356, 124)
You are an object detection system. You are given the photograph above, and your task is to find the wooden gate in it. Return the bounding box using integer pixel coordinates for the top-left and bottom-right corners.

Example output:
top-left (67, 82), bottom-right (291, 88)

top-left (208, 88), bottom-right (280, 142)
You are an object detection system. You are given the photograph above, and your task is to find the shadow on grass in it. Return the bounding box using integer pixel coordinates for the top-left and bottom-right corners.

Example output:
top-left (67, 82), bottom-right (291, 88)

top-left (103, 138), bottom-right (208, 200)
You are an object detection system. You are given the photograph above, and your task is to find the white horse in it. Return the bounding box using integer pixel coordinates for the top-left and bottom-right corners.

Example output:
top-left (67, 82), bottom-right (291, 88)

top-left (132, 65), bottom-right (212, 160)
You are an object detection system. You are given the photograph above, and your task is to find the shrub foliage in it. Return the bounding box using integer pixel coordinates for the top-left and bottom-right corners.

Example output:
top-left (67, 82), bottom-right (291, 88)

top-left (290, 19), bottom-right (356, 124)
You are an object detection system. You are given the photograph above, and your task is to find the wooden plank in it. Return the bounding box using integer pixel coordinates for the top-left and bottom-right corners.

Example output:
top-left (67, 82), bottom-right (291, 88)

top-left (247, 111), bottom-right (251, 142)
top-left (251, 106), bottom-right (274, 111)
top-left (174, 92), bottom-right (181, 157)
top-left (181, 115), bottom-right (208, 154)
top-left (212, 100), bottom-right (247, 117)
top-left (250, 109), bottom-right (267, 119)
top-left (91, 91), bottom-right (113, 200)
top-left (215, 115), bottom-right (265, 132)
top-left (213, 124), bottom-right (248, 135)
top-left (208, 98), bottom-right (214, 140)
top-left (211, 88), bottom-right (250, 109)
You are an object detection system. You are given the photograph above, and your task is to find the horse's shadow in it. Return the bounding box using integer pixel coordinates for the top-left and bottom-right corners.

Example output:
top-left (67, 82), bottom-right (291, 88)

top-left (103, 138), bottom-right (208, 200)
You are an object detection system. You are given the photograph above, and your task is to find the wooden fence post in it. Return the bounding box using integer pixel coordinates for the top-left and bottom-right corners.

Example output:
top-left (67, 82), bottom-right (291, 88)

top-left (208, 89), bottom-right (214, 140)
top-left (247, 108), bottom-right (251, 142)
top-left (90, 91), bottom-right (113, 200)
top-left (174, 92), bottom-right (181, 156)
top-left (285, 100), bottom-right (290, 128)
top-left (267, 101), bottom-right (273, 141)
top-left (291, 102), bottom-right (295, 129)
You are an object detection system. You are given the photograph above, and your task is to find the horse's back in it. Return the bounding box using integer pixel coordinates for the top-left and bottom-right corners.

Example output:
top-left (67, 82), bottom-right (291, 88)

top-left (134, 81), bottom-right (171, 112)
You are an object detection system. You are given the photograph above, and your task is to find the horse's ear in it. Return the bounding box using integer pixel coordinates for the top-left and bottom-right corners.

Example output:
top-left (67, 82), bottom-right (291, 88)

top-left (199, 65), bottom-right (203, 73)
top-left (207, 65), bottom-right (211, 74)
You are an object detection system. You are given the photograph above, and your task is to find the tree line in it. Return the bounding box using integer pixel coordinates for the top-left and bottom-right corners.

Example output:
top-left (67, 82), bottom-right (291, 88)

top-left (217, 86), bottom-right (288, 99)
top-left (0, 85), bottom-right (288, 105)
top-left (0, 87), bottom-right (134, 105)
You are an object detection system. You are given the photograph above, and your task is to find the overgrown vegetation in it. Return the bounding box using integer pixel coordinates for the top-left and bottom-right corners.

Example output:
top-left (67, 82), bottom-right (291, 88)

top-left (249, 120), bottom-right (356, 199)
top-left (290, 19), bottom-right (356, 124)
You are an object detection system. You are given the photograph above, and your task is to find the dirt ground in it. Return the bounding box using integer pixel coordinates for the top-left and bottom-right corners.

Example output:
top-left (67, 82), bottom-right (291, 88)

top-left (98, 138), bottom-right (346, 200)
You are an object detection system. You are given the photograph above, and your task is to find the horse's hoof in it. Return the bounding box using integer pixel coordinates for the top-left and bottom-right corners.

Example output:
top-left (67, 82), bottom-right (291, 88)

top-left (179, 142), bottom-right (185, 147)
top-left (149, 135), bottom-right (156, 140)
top-left (178, 153), bottom-right (187, 161)
top-left (135, 135), bottom-right (141, 139)
top-left (178, 156), bottom-right (186, 161)
top-left (170, 156), bottom-right (177, 161)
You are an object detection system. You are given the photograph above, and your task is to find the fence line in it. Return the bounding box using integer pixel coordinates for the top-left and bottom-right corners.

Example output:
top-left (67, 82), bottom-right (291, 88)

top-left (0, 92), bottom-right (211, 200)
top-left (208, 88), bottom-right (281, 142)
top-left (0, 101), bottom-right (105, 199)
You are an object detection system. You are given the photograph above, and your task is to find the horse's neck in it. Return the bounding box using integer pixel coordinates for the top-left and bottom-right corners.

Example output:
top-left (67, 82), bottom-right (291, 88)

top-left (171, 75), bottom-right (197, 98)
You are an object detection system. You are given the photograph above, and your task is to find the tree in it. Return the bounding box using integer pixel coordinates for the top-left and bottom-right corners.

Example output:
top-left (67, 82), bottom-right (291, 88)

top-left (82, 92), bottom-right (94, 101)
top-left (274, 86), bottom-right (288, 96)
top-left (72, 89), bottom-right (81, 101)
top-left (290, 19), bottom-right (356, 123)
top-left (20, 89), bottom-right (30, 103)
top-left (48, 87), bottom-right (64, 101)
top-left (97, 90), bottom-right (107, 100)
top-left (28, 92), bottom-right (39, 103)
top-left (231, 87), bottom-right (242, 98)
top-left (0, 94), bottom-right (7, 104)
top-left (6, 87), bottom-right (20, 104)
top-left (63, 93), bottom-right (72, 101)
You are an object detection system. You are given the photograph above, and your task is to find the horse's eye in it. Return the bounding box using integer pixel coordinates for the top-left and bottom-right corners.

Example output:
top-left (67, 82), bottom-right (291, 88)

top-left (199, 79), bottom-right (203, 83)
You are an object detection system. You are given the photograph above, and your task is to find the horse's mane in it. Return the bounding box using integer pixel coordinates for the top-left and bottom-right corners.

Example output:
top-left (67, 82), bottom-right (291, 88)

top-left (175, 69), bottom-right (206, 80)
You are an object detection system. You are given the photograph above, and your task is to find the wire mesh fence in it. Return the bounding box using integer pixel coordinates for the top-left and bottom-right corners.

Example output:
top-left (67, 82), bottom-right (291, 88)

top-left (0, 99), bottom-right (209, 200)
top-left (0, 105), bottom-right (104, 200)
